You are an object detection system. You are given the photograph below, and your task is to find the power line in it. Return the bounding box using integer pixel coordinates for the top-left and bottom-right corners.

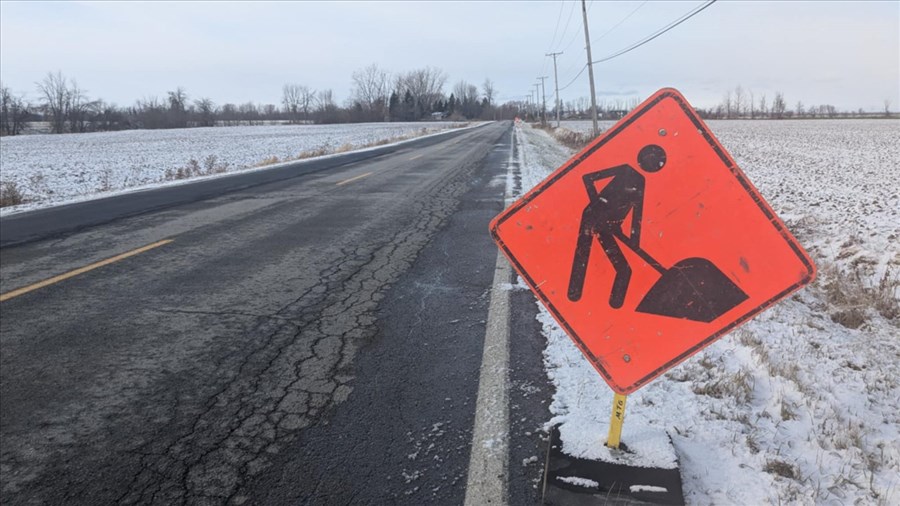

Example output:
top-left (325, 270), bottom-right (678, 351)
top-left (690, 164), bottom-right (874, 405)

top-left (546, 1), bottom-right (567, 52)
top-left (559, 64), bottom-right (587, 92)
top-left (557, 0), bottom-right (592, 55)
top-left (591, 1), bottom-right (648, 45)
top-left (555, 1), bottom-right (715, 97)
top-left (592, 0), bottom-right (717, 64)
top-left (552, 0), bottom-right (578, 52)
top-left (557, 0), bottom-right (635, 85)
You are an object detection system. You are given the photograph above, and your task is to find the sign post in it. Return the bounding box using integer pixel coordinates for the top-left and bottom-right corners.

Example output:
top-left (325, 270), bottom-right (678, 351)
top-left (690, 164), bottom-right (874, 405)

top-left (607, 393), bottom-right (627, 449)
top-left (493, 88), bottom-right (815, 502)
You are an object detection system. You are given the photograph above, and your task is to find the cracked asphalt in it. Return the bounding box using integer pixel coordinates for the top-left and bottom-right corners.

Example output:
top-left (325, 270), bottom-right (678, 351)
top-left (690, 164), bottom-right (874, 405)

top-left (0, 122), bottom-right (552, 505)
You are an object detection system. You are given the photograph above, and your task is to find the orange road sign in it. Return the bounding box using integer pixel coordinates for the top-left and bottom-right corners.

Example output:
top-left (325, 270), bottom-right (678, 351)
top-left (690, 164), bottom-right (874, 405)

top-left (491, 88), bottom-right (815, 395)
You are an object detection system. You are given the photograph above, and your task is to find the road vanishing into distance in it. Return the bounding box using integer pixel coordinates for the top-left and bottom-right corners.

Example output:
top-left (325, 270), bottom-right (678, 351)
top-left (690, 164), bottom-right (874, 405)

top-left (0, 122), bottom-right (554, 505)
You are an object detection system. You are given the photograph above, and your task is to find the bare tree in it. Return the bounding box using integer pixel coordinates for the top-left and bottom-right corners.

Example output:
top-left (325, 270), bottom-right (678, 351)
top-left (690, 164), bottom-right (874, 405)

top-left (885, 99), bottom-right (892, 118)
top-left (733, 85), bottom-right (745, 118)
top-left (393, 66), bottom-right (447, 121)
top-left (0, 84), bottom-right (10, 135)
top-left (90, 101), bottom-right (127, 132)
top-left (282, 84), bottom-right (302, 123)
top-left (576, 97), bottom-right (589, 116)
top-left (194, 98), bottom-right (216, 127)
top-left (772, 91), bottom-right (786, 119)
top-left (132, 95), bottom-right (167, 129)
top-left (722, 89), bottom-right (732, 119)
top-left (299, 86), bottom-right (315, 121)
top-left (220, 103), bottom-right (239, 125)
top-left (167, 87), bottom-right (188, 112)
top-left (451, 80), bottom-right (482, 119)
top-left (314, 89), bottom-right (340, 123)
top-left (758, 93), bottom-right (767, 119)
top-left (282, 84), bottom-right (316, 123)
top-left (795, 100), bottom-right (804, 118)
top-left (482, 78), bottom-right (495, 107)
top-left (166, 87), bottom-right (188, 128)
top-left (351, 64), bottom-right (390, 121)
top-left (748, 89), bottom-right (755, 119)
top-left (0, 83), bottom-right (30, 136)
top-left (452, 80), bottom-right (469, 105)
top-left (238, 101), bottom-right (260, 124)
top-left (713, 104), bottom-right (725, 119)
top-left (37, 71), bottom-right (71, 133)
top-left (482, 78), bottom-right (496, 119)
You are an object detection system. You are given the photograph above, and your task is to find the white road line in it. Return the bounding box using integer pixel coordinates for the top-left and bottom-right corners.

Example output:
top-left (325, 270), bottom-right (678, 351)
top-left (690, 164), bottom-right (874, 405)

top-left (465, 131), bottom-right (515, 506)
top-left (464, 251), bottom-right (512, 506)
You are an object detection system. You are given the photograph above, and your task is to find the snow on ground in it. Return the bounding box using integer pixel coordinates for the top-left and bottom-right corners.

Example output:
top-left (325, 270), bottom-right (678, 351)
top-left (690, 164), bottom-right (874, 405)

top-left (0, 122), bottom-right (470, 215)
top-left (513, 119), bottom-right (899, 505)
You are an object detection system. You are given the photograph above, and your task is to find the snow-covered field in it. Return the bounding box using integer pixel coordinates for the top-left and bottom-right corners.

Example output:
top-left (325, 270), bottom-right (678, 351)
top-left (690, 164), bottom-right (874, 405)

top-left (515, 119), bottom-right (899, 504)
top-left (0, 122), bottom-right (469, 214)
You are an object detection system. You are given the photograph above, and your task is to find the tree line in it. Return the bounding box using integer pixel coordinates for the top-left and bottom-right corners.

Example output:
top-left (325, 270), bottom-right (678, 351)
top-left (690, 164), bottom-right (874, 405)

top-left (284, 64), bottom-right (500, 124)
top-left (695, 85), bottom-right (893, 120)
top-left (0, 66), bottom-right (518, 136)
top-left (534, 88), bottom-right (893, 123)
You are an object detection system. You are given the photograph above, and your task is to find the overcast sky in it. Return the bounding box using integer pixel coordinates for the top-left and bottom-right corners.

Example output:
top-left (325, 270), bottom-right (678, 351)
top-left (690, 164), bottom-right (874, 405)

top-left (1, 1), bottom-right (898, 112)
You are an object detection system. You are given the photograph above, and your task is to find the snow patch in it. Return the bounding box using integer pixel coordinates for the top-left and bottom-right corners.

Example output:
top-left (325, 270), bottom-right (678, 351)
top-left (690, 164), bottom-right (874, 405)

top-left (631, 484), bottom-right (668, 493)
top-left (0, 122), bottom-right (480, 215)
top-left (514, 119), bottom-right (900, 504)
top-left (557, 476), bottom-right (600, 488)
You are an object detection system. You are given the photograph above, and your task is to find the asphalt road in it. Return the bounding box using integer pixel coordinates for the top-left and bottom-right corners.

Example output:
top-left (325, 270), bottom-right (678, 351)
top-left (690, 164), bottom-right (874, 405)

top-left (0, 122), bottom-right (552, 505)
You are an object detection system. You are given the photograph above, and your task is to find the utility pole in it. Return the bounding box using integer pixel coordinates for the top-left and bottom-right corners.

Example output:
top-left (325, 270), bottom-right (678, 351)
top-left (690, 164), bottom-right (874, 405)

top-left (527, 92), bottom-right (534, 121)
top-left (537, 76), bottom-right (548, 127)
top-left (546, 51), bottom-right (563, 128)
top-left (581, 0), bottom-right (599, 136)
top-left (533, 85), bottom-right (540, 122)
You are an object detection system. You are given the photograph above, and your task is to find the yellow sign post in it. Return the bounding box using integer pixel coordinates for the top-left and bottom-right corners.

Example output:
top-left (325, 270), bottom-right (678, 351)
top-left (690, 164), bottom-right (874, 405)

top-left (607, 393), bottom-right (627, 449)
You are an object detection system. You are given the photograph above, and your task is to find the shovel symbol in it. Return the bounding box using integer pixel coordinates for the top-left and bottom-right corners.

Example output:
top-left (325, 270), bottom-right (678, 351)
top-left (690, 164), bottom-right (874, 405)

top-left (615, 231), bottom-right (748, 323)
top-left (567, 144), bottom-right (748, 323)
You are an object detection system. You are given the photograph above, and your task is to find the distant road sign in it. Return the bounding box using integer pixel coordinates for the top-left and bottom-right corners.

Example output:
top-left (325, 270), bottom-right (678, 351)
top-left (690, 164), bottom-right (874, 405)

top-left (491, 88), bottom-right (815, 394)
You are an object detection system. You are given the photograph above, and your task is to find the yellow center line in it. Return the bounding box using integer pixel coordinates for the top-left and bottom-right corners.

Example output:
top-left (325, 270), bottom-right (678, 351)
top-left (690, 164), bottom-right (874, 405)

top-left (0, 239), bottom-right (175, 303)
top-left (409, 154), bottom-right (423, 161)
top-left (336, 172), bottom-right (373, 186)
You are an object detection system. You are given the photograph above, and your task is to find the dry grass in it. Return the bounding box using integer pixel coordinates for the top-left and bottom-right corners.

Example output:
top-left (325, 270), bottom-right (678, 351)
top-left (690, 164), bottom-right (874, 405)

top-left (256, 155), bottom-right (281, 167)
top-left (203, 155), bottom-right (230, 174)
top-left (294, 146), bottom-right (332, 160)
top-left (552, 127), bottom-right (600, 151)
top-left (820, 261), bottom-right (898, 326)
top-left (0, 181), bottom-right (26, 207)
top-left (286, 128), bottom-right (441, 162)
top-left (691, 366), bottom-right (755, 404)
top-left (164, 156), bottom-right (232, 181)
top-left (765, 459), bottom-right (798, 480)
top-left (160, 124), bottom-right (469, 183)
top-left (97, 169), bottom-right (113, 192)
top-left (531, 123), bottom-right (601, 151)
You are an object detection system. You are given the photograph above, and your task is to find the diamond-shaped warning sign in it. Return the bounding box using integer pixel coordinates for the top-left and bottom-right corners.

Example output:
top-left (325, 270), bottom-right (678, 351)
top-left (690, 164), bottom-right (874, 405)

top-left (491, 88), bottom-right (815, 394)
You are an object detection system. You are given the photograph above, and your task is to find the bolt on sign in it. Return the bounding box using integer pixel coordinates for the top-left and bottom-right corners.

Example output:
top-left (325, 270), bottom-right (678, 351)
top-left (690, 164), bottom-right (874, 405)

top-left (491, 88), bottom-right (815, 395)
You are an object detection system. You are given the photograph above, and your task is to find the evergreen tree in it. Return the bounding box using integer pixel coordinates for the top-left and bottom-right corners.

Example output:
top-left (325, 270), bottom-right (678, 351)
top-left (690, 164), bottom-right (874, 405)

top-left (403, 90), bottom-right (414, 121)
top-left (388, 91), bottom-right (400, 121)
